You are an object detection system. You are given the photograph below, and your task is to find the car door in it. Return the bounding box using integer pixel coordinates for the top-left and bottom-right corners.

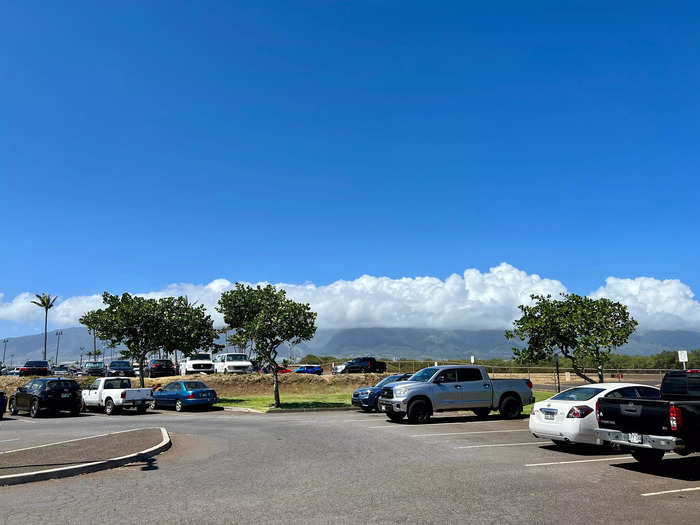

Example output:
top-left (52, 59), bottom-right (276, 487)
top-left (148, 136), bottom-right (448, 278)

top-left (85, 379), bottom-right (101, 406)
top-left (160, 382), bottom-right (179, 406)
top-left (457, 368), bottom-right (493, 407)
top-left (433, 369), bottom-right (461, 409)
top-left (17, 380), bottom-right (35, 410)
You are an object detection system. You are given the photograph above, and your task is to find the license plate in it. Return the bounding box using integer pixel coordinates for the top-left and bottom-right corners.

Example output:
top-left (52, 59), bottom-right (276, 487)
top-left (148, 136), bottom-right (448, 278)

top-left (628, 433), bottom-right (643, 444)
top-left (61, 393), bottom-right (70, 398)
top-left (544, 412), bottom-right (554, 420)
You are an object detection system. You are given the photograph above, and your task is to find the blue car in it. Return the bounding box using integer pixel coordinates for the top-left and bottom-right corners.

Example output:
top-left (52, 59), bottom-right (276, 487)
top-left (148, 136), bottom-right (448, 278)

top-left (294, 365), bottom-right (323, 375)
top-left (351, 373), bottom-right (412, 412)
top-left (151, 380), bottom-right (218, 412)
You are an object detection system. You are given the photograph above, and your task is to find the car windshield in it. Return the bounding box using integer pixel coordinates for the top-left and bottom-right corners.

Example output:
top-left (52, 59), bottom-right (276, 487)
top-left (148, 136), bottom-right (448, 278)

top-left (408, 368), bottom-right (440, 382)
top-left (154, 360), bottom-right (173, 365)
top-left (192, 354), bottom-right (211, 360)
top-left (26, 361), bottom-right (48, 367)
top-left (47, 380), bottom-right (79, 391)
top-left (376, 375), bottom-right (405, 387)
top-left (551, 387), bottom-right (605, 401)
top-left (110, 361), bottom-right (130, 367)
top-left (226, 354), bottom-right (247, 361)
top-left (85, 362), bottom-right (103, 368)
top-left (104, 379), bottom-right (132, 389)
top-left (183, 381), bottom-right (208, 390)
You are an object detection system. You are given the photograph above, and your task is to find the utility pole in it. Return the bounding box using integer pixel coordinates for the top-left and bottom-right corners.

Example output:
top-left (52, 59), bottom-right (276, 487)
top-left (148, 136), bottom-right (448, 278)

top-left (55, 330), bottom-right (63, 366)
top-left (2, 338), bottom-right (8, 366)
top-left (10, 354), bottom-right (14, 367)
top-left (80, 346), bottom-right (85, 366)
top-left (555, 354), bottom-right (561, 393)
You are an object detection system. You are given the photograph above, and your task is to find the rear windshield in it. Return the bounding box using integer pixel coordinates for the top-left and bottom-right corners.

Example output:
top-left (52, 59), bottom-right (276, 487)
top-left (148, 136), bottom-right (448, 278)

top-left (551, 387), bottom-right (604, 401)
top-left (47, 380), bottom-right (79, 391)
top-left (110, 361), bottom-right (131, 367)
top-left (26, 361), bottom-right (49, 367)
top-left (183, 381), bottom-right (208, 390)
top-left (104, 379), bottom-right (132, 389)
top-left (85, 362), bottom-right (103, 367)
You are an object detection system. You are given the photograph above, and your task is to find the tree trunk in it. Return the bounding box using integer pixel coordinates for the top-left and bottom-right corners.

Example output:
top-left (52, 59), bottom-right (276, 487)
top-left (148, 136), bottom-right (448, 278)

top-left (139, 355), bottom-right (146, 388)
top-left (43, 309), bottom-right (48, 360)
top-left (597, 365), bottom-right (605, 383)
top-left (571, 363), bottom-right (597, 384)
top-left (273, 368), bottom-right (280, 408)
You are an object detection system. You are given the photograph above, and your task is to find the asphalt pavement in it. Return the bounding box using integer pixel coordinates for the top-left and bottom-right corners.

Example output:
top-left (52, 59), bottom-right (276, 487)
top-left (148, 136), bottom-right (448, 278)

top-left (0, 408), bottom-right (697, 524)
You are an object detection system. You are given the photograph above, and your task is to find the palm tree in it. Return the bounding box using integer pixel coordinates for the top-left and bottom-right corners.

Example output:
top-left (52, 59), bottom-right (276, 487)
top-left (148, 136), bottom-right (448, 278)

top-left (31, 293), bottom-right (58, 360)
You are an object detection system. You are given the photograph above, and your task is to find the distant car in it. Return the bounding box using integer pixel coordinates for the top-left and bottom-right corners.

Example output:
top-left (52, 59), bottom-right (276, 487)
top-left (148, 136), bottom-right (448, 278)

top-left (52, 365), bottom-right (72, 375)
top-left (294, 365), bottom-right (323, 375)
top-left (19, 360), bottom-right (51, 376)
top-left (7, 368), bottom-right (21, 376)
top-left (352, 374), bottom-right (412, 412)
top-left (214, 352), bottom-right (254, 374)
top-left (144, 359), bottom-right (178, 378)
top-left (529, 383), bottom-right (661, 446)
top-left (9, 377), bottom-right (82, 418)
top-left (278, 368), bottom-right (293, 374)
top-left (82, 361), bottom-right (107, 377)
top-left (106, 360), bottom-right (136, 377)
top-left (179, 353), bottom-right (215, 375)
top-left (151, 380), bottom-right (218, 412)
top-left (334, 357), bottom-right (387, 374)
top-left (0, 390), bottom-right (6, 418)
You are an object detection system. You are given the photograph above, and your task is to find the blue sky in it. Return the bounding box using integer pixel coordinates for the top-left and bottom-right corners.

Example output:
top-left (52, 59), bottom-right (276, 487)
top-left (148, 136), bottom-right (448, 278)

top-left (2, 2), bottom-right (700, 336)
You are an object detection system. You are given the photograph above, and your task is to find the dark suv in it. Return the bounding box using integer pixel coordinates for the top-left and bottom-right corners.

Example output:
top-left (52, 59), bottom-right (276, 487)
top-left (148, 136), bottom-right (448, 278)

top-left (19, 360), bottom-right (51, 376)
top-left (9, 377), bottom-right (82, 418)
top-left (144, 359), bottom-right (177, 378)
top-left (106, 360), bottom-right (135, 377)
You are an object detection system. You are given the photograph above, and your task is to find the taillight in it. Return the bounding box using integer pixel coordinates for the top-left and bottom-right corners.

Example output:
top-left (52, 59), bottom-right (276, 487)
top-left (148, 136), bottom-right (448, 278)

top-left (187, 393), bottom-right (195, 399)
top-left (670, 404), bottom-right (682, 431)
top-left (595, 399), bottom-right (601, 423)
top-left (20, 367), bottom-right (28, 372)
top-left (525, 380), bottom-right (533, 389)
top-left (120, 391), bottom-right (126, 399)
top-left (567, 405), bottom-right (594, 418)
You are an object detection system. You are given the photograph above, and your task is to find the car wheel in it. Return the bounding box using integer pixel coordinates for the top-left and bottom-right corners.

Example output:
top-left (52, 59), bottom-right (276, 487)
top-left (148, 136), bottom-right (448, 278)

top-left (149, 400), bottom-right (157, 410)
top-left (631, 448), bottom-right (665, 465)
top-left (361, 406), bottom-right (373, 413)
top-left (473, 408), bottom-right (490, 419)
top-left (29, 399), bottom-right (40, 418)
top-left (104, 398), bottom-right (115, 416)
top-left (70, 404), bottom-right (81, 417)
top-left (407, 399), bottom-right (431, 424)
top-left (9, 398), bottom-right (18, 415)
top-left (175, 399), bottom-right (184, 412)
top-left (499, 395), bottom-right (522, 420)
top-left (387, 412), bottom-right (405, 422)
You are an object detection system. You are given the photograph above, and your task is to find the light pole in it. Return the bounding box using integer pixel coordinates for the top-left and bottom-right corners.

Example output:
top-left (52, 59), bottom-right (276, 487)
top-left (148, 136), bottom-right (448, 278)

top-left (2, 338), bottom-right (8, 366)
top-left (55, 330), bottom-right (63, 366)
top-left (10, 354), bottom-right (14, 367)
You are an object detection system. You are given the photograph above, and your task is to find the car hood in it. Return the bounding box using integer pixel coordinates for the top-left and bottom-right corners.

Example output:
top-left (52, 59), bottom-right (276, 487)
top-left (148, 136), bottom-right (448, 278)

top-left (384, 380), bottom-right (424, 391)
top-left (353, 386), bottom-right (380, 395)
top-left (185, 360), bottom-right (213, 365)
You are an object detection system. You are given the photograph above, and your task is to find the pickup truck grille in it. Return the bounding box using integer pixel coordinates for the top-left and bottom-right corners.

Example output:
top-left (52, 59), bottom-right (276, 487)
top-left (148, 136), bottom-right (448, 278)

top-left (193, 364), bottom-right (212, 369)
top-left (381, 387), bottom-right (393, 399)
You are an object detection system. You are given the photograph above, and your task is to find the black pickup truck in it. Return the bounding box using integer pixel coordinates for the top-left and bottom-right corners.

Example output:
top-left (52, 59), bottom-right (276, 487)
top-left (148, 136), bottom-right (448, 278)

top-left (595, 370), bottom-right (700, 464)
top-left (335, 357), bottom-right (387, 374)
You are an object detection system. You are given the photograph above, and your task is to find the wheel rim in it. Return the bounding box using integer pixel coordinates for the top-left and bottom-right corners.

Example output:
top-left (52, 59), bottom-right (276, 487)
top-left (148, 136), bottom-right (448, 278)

top-left (9, 400), bottom-right (15, 413)
top-left (150, 400), bottom-right (156, 410)
top-left (30, 401), bottom-right (38, 417)
top-left (106, 401), bottom-right (113, 414)
top-left (176, 401), bottom-right (182, 411)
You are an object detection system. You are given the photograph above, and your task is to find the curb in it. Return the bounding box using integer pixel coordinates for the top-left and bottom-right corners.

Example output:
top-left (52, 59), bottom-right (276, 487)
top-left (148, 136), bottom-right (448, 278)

top-left (265, 406), bottom-right (356, 414)
top-left (0, 427), bottom-right (171, 486)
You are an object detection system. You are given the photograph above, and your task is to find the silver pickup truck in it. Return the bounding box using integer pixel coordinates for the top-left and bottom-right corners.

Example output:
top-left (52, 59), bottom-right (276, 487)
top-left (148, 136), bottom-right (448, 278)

top-left (377, 365), bottom-right (535, 423)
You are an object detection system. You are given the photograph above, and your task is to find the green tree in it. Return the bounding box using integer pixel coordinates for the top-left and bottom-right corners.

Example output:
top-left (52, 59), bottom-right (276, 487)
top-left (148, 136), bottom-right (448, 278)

top-left (80, 292), bottom-right (218, 387)
top-left (217, 284), bottom-right (317, 407)
top-left (505, 293), bottom-right (638, 383)
top-left (30, 293), bottom-right (58, 360)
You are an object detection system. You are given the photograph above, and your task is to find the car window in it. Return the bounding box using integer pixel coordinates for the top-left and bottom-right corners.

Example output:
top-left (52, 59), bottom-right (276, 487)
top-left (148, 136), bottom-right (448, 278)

top-left (24, 380), bottom-right (36, 390)
top-left (551, 387), bottom-right (605, 401)
top-left (164, 382), bottom-right (180, 391)
top-left (47, 380), bottom-right (79, 391)
top-left (457, 368), bottom-right (483, 382)
top-left (605, 387), bottom-right (639, 399)
top-left (636, 386), bottom-right (661, 399)
top-left (104, 379), bottom-right (132, 389)
top-left (437, 369), bottom-right (457, 383)
top-left (89, 380), bottom-right (100, 390)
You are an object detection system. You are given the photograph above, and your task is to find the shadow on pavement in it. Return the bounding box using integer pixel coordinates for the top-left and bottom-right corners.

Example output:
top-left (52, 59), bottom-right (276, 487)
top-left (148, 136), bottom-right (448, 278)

top-left (537, 443), bottom-right (624, 457)
top-left (613, 455), bottom-right (700, 481)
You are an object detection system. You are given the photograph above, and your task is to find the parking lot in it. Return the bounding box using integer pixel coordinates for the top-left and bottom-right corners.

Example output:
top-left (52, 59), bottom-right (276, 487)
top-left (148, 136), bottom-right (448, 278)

top-left (0, 408), bottom-right (698, 524)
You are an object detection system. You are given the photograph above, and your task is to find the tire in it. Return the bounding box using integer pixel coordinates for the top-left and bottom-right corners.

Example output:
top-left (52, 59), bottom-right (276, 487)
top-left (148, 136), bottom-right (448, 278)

top-left (473, 408), bottom-right (490, 419)
top-left (499, 395), bottom-right (523, 420)
top-left (136, 405), bottom-right (147, 414)
top-left (407, 399), bottom-right (431, 424)
top-left (551, 439), bottom-right (569, 448)
top-left (70, 405), bottom-right (81, 417)
top-left (29, 399), bottom-right (40, 418)
top-left (104, 398), bottom-right (115, 416)
top-left (9, 398), bottom-right (18, 416)
top-left (175, 399), bottom-right (184, 412)
top-left (149, 400), bottom-right (157, 410)
top-left (631, 448), bottom-right (665, 465)
top-left (361, 406), bottom-right (373, 413)
top-left (387, 412), bottom-right (405, 422)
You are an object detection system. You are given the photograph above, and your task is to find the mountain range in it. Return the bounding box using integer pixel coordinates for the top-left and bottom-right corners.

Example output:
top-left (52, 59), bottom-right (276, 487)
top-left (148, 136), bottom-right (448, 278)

top-left (2, 326), bottom-right (700, 365)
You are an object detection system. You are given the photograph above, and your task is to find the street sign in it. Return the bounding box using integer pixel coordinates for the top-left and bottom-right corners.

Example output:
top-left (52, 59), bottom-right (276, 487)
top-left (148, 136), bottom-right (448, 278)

top-left (678, 350), bottom-right (688, 369)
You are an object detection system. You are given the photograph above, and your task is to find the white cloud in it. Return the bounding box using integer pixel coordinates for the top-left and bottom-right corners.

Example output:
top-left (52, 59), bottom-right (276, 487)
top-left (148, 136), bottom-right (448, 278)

top-left (2, 263), bottom-right (700, 332)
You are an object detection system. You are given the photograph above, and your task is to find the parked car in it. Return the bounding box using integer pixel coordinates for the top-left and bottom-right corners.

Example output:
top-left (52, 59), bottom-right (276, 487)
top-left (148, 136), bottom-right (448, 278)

top-left (144, 359), bottom-right (178, 378)
top-left (82, 361), bottom-right (107, 377)
top-left (529, 383), bottom-right (660, 446)
top-left (378, 365), bottom-right (534, 424)
top-left (278, 367), bottom-right (293, 374)
top-left (595, 369), bottom-right (700, 464)
top-left (352, 373), bottom-right (412, 412)
top-left (214, 353), bottom-right (253, 374)
top-left (82, 377), bottom-right (153, 415)
top-left (19, 360), bottom-right (51, 376)
top-left (7, 368), bottom-right (21, 376)
top-left (180, 353), bottom-right (215, 375)
top-left (8, 377), bottom-right (82, 418)
top-left (151, 380), bottom-right (218, 412)
top-left (294, 365), bottom-right (323, 375)
top-left (51, 365), bottom-right (72, 376)
top-left (0, 390), bottom-right (6, 418)
top-left (106, 360), bottom-right (136, 377)
top-left (334, 357), bottom-right (387, 374)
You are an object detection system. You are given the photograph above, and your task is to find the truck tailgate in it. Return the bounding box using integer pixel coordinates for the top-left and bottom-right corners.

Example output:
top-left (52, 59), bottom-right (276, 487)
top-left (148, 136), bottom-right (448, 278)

top-left (597, 398), bottom-right (671, 435)
top-left (124, 388), bottom-right (153, 401)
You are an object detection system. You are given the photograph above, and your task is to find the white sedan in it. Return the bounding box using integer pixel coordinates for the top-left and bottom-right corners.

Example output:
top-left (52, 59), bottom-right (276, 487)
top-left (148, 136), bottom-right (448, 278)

top-left (529, 383), bottom-right (660, 446)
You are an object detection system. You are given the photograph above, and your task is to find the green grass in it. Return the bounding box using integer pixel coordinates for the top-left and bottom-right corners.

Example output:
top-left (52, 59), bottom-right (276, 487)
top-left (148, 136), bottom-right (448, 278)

top-left (216, 393), bottom-right (351, 412)
top-left (524, 390), bottom-right (554, 414)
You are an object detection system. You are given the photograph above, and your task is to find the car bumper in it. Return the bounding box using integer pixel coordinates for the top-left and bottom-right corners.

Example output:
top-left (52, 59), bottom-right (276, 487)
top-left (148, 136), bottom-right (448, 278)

top-left (594, 429), bottom-right (684, 451)
top-left (41, 399), bottom-right (82, 411)
top-left (118, 399), bottom-right (150, 408)
top-left (529, 417), bottom-right (597, 445)
top-left (149, 371), bottom-right (177, 377)
top-left (378, 398), bottom-right (408, 414)
top-left (351, 396), bottom-right (373, 408)
top-left (183, 398), bottom-right (218, 406)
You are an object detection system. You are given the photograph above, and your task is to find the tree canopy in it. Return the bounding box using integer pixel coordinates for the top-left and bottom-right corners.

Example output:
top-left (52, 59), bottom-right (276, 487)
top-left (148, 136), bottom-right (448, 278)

top-left (505, 293), bottom-right (638, 383)
top-left (217, 284), bottom-right (317, 407)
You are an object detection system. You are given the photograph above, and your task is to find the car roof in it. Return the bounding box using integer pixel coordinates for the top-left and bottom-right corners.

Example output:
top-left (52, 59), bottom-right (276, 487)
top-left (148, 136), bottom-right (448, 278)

top-left (560, 383), bottom-right (659, 391)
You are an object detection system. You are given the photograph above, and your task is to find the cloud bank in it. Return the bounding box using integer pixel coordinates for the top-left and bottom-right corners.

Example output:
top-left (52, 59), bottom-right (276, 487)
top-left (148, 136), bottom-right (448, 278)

top-left (1, 263), bottom-right (699, 332)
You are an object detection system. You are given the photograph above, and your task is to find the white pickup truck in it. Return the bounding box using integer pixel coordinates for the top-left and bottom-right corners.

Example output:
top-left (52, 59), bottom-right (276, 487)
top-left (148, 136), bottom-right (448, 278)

top-left (180, 352), bottom-right (215, 375)
top-left (82, 377), bottom-right (153, 415)
top-left (214, 352), bottom-right (253, 374)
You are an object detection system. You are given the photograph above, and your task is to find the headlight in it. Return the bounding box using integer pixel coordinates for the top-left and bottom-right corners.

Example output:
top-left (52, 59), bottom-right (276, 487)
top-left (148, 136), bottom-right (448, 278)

top-left (395, 387), bottom-right (410, 397)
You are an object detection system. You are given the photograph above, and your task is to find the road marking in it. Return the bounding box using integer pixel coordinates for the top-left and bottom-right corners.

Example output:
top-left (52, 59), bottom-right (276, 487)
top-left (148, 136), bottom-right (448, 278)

top-left (411, 429), bottom-right (530, 437)
top-left (457, 442), bottom-right (549, 449)
top-left (525, 456), bottom-right (632, 467)
top-left (642, 487), bottom-right (700, 497)
top-left (0, 427), bottom-right (157, 455)
top-left (0, 439), bottom-right (19, 443)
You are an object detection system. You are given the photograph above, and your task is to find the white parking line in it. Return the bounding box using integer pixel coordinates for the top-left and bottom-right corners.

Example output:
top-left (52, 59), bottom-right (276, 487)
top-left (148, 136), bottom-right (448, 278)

top-left (525, 456), bottom-right (632, 467)
top-left (411, 429), bottom-right (530, 437)
top-left (0, 439), bottom-right (19, 443)
top-left (642, 487), bottom-right (700, 497)
top-left (457, 442), bottom-right (548, 449)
